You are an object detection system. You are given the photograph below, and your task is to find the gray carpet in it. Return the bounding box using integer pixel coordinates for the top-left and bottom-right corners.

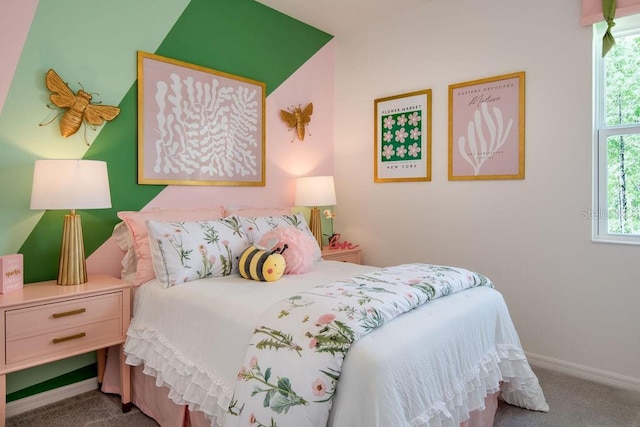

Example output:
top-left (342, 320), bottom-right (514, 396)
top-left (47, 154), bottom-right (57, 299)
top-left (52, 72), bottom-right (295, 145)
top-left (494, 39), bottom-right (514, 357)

top-left (6, 367), bottom-right (640, 426)
top-left (6, 390), bottom-right (157, 427)
top-left (494, 367), bottom-right (640, 427)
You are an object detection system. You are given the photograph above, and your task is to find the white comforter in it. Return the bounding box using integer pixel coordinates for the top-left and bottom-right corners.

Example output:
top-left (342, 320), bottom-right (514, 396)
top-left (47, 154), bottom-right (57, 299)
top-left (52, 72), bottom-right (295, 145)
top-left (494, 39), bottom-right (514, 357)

top-left (124, 261), bottom-right (548, 427)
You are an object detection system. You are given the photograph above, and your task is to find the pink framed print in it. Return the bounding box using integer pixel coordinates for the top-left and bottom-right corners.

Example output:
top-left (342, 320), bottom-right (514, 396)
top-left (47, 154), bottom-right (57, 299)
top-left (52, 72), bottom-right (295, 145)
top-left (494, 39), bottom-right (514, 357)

top-left (374, 89), bottom-right (432, 183)
top-left (448, 72), bottom-right (525, 181)
top-left (137, 51), bottom-right (266, 186)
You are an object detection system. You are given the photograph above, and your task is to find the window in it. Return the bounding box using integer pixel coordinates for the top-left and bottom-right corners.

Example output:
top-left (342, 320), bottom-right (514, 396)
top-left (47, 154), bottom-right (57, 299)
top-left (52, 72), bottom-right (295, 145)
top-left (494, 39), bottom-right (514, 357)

top-left (593, 15), bottom-right (640, 244)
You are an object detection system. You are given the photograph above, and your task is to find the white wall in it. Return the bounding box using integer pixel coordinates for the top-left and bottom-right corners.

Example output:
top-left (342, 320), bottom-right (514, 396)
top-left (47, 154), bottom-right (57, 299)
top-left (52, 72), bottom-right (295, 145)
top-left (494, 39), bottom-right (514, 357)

top-left (333, 0), bottom-right (640, 386)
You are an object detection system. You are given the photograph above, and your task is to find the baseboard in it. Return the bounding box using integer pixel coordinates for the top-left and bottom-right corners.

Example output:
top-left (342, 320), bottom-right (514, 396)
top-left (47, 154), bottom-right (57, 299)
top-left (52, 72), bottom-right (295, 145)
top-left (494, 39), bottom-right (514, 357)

top-left (526, 351), bottom-right (640, 392)
top-left (6, 377), bottom-right (98, 418)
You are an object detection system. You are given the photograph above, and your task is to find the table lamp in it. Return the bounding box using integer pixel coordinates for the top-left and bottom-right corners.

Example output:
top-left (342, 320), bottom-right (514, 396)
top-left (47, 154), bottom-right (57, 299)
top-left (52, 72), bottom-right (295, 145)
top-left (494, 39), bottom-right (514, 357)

top-left (30, 159), bottom-right (111, 285)
top-left (294, 175), bottom-right (336, 248)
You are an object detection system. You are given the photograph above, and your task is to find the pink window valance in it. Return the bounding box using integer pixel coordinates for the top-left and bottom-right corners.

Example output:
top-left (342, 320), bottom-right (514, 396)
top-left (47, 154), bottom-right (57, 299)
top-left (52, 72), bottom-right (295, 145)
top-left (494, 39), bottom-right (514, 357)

top-left (582, 0), bottom-right (640, 25)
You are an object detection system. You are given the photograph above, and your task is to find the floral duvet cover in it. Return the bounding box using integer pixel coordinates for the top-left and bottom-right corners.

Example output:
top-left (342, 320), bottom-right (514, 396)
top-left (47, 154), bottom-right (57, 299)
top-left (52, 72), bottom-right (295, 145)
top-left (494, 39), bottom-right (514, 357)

top-left (225, 263), bottom-right (493, 427)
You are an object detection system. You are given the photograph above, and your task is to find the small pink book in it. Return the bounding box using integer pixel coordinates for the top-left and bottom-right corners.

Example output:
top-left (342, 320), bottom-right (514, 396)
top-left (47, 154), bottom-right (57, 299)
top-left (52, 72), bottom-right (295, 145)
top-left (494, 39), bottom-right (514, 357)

top-left (1, 254), bottom-right (23, 293)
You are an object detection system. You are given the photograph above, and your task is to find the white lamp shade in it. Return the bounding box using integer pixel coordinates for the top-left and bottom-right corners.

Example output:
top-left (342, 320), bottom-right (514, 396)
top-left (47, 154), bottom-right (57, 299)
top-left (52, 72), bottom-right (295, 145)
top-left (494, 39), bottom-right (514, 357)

top-left (295, 175), bottom-right (337, 206)
top-left (30, 159), bottom-right (112, 210)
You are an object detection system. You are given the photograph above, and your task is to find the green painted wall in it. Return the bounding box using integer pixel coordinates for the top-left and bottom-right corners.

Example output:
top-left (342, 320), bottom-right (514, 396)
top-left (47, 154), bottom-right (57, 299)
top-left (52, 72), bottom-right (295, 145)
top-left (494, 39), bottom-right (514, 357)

top-left (0, 0), bottom-right (193, 257)
top-left (2, 0), bottom-right (331, 400)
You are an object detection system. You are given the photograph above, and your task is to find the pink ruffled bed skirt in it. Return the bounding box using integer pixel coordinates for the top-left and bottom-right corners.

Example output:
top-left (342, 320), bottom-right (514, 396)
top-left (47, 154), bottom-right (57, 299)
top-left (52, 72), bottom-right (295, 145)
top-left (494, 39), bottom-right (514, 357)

top-left (102, 350), bottom-right (498, 427)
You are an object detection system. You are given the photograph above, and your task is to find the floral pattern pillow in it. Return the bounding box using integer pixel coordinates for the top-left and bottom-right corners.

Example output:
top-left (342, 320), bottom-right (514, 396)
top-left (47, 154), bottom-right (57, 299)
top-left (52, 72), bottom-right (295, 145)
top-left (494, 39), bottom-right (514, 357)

top-left (146, 215), bottom-right (249, 288)
top-left (238, 212), bottom-right (321, 260)
top-left (117, 206), bottom-right (225, 286)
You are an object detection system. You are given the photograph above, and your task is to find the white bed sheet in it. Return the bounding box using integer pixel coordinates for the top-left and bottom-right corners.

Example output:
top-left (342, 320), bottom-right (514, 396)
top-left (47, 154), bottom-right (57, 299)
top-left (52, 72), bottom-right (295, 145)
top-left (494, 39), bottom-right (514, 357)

top-left (124, 261), bottom-right (547, 427)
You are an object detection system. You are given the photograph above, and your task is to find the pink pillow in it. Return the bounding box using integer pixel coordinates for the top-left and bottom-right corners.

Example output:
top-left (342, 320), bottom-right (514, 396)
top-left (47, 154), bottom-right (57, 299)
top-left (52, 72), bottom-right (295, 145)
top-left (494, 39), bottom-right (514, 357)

top-left (259, 227), bottom-right (317, 274)
top-left (117, 207), bottom-right (225, 286)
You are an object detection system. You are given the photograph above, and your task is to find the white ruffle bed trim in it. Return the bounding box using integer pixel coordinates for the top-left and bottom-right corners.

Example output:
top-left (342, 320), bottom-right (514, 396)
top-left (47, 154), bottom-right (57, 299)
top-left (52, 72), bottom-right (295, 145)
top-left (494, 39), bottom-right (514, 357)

top-left (126, 327), bottom-right (548, 427)
top-left (409, 344), bottom-right (549, 427)
top-left (125, 326), bottom-right (230, 426)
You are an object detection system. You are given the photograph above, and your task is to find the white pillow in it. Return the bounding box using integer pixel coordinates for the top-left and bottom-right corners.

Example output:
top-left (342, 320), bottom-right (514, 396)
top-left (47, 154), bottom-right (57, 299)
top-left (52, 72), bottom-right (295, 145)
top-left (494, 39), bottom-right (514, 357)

top-left (238, 212), bottom-right (321, 260)
top-left (146, 215), bottom-right (249, 288)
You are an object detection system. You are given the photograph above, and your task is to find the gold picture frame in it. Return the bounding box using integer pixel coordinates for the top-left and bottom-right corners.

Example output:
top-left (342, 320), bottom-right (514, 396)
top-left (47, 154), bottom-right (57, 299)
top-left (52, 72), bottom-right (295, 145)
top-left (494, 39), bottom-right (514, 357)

top-left (374, 89), bottom-right (432, 183)
top-left (137, 51), bottom-right (266, 186)
top-left (448, 71), bottom-right (525, 181)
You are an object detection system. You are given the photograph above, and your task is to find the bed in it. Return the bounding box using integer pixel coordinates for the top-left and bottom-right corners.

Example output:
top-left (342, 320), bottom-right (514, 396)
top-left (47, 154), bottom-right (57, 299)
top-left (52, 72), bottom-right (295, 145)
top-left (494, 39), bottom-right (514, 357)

top-left (100, 207), bottom-right (548, 427)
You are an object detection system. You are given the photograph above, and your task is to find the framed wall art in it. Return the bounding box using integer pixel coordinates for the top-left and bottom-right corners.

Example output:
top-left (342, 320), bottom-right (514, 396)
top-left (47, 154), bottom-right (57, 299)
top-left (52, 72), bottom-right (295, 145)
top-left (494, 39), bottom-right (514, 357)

top-left (448, 71), bottom-right (525, 181)
top-left (137, 51), bottom-right (266, 186)
top-left (374, 89), bottom-right (432, 183)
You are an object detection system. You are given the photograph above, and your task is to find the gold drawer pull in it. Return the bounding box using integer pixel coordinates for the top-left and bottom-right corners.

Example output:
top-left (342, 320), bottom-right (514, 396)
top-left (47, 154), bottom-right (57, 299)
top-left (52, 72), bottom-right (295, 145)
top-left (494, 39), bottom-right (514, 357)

top-left (53, 332), bottom-right (86, 344)
top-left (53, 308), bottom-right (86, 318)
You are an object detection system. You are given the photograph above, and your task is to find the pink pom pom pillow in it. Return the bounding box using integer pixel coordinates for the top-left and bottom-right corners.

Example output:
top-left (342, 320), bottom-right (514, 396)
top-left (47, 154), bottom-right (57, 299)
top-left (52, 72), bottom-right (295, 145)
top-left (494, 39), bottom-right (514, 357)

top-left (259, 227), bottom-right (317, 274)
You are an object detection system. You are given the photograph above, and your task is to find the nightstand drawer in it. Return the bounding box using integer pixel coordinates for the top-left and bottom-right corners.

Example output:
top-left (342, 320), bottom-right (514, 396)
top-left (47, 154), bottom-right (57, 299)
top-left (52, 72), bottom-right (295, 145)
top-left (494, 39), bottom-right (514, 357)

top-left (5, 317), bottom-right (122, 365)
top-left (321, 247), bottom-right (362, 264)
top-left (324, 252), bottom-right (360, 263)
top-left (5, 292), bottom-right (122, 339)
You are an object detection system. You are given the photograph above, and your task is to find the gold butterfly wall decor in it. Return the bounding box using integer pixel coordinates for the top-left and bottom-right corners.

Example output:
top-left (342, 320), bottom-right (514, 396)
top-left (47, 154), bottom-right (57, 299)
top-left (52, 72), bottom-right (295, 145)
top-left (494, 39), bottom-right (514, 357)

top-left (40, 69), bottom-right (120, 144)
top-left (280, 102), bottom-right (313, 142)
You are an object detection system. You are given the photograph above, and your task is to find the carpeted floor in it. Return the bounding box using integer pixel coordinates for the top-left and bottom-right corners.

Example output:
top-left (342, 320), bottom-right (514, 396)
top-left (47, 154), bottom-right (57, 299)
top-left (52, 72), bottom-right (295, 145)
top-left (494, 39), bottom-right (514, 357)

top-left (494, 367), bottom-right (640, 427)
top-left (6, 390), bottom-right (157, 427)
top-left (6, 367), bottom-right (640, 426)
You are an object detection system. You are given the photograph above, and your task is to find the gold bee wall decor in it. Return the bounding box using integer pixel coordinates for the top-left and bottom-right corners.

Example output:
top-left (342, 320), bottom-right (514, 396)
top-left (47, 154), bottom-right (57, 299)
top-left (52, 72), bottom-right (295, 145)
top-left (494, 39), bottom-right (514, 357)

top-left (280, 102), bottom-right (313, 142)
top-left (40, 69), bottom-right (120, 144)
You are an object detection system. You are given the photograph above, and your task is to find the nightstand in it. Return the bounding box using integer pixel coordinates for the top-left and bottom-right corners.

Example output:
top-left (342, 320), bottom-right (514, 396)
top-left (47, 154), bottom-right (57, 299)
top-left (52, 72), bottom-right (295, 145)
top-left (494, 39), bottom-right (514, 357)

top-left (0, 274), bottom-right (131, 423)
top-left (321, 247), bottom-right (362, 264)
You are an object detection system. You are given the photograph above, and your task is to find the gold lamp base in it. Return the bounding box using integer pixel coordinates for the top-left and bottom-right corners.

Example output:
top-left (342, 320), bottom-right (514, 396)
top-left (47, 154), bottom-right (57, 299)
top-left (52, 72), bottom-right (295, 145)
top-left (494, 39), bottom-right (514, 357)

top-left (308, 206), bottom-right (323, 248)
top-left (58, 210), bottom-right (87, 285)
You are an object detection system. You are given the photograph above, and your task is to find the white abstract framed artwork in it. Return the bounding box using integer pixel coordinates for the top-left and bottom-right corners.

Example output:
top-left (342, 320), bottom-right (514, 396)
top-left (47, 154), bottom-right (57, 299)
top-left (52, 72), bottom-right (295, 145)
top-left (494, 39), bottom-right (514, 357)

top-left (137, 51), bottom-right (266, 186)
top-left (448, 72), bottom-right (525, 181)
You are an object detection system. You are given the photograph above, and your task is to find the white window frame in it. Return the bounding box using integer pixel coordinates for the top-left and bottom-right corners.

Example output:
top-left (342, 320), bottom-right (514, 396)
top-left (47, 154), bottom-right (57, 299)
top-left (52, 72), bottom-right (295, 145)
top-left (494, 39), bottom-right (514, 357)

top-left (592, 15), bottom-right (640, 245)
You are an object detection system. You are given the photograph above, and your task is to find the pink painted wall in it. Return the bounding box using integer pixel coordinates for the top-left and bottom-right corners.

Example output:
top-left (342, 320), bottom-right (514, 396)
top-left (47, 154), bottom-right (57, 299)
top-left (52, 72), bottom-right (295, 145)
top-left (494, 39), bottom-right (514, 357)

top-left (0, 0), bottom-right (39, 114)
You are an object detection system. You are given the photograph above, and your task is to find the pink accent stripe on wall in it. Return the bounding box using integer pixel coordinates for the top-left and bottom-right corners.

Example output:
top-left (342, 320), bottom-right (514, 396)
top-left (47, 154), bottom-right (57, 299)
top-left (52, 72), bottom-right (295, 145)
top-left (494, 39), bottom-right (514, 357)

top-left (0, 0), bottom-right (39, 115)
top-left (582, 0), bottom-right (640, 26)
